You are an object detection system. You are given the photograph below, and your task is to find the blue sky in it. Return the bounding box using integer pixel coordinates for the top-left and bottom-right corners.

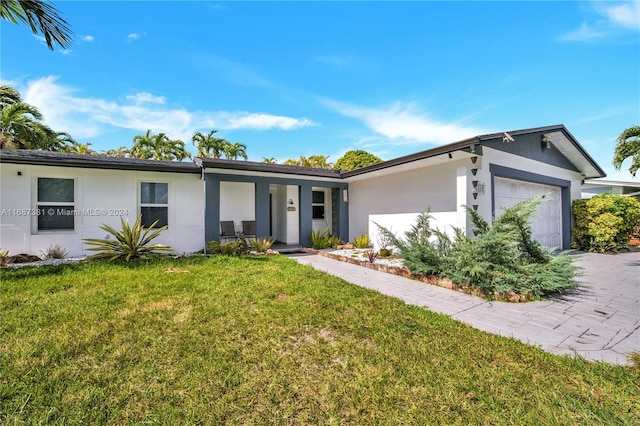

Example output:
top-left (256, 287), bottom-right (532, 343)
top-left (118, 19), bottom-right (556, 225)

top-left (2, 1), bottom-right (639, 179)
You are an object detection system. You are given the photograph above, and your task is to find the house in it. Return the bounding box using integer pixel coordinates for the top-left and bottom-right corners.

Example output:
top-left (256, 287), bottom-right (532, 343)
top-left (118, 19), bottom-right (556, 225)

top-left (0, 124), bottom-right (605, 257)
top-left (581, 179), bottom-right (640, 201)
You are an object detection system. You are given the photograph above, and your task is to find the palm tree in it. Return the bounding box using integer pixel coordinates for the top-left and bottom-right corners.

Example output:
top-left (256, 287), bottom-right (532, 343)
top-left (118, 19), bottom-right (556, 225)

top-left (64, 140), bottom-right (94, 155)
top-left (1, 0), bottom-right (73, 50)
top-left (191, 130), bottom-right (230, 158)
top-left (45, 130), bottom-right (76, 151)
top-left (132, 130), bottom-right (191, 161)
top-left (0, 85), bottom-right (22, 105)
top-left (262, 157), bottom-right (277, 164)
top-left (102, 146), bottom-right (131, 158)
top-left (307, 154), bottom-right (332, 169)
top-left (0, 101), bottom-right (50, 149)
top-left (225, 142), bottom-right (248, 160)
top-left (613, 126), bottom-right (640, 177)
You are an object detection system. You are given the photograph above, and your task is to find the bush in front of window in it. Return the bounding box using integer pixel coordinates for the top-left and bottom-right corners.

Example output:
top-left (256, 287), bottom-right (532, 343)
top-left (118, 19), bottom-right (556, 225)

top-left (84, 215), bottom-right (173, 261)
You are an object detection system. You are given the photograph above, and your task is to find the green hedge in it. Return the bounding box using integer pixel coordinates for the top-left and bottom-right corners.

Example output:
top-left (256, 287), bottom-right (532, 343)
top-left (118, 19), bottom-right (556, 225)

top-left (572, 193), bottom-right (640, 252)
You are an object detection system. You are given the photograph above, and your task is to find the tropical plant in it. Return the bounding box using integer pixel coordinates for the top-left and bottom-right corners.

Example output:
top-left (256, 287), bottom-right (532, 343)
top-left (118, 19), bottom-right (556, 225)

top-left (83, 215), bottom-right (173, 261)
top-left (40, 244), bottom-right (68, 260)
top-left (310, 228), bottom-right (332, 249)
top-left (132, 130), bottom-right (190, 161)
top-left (0, 248), bottom-right (9, 266)
top-left (613, 125), bottom-right (640, 177)
top-left (192, 130), bottom-right (230, 159)
top-left (365, 250), bottom-right (378, 263)
top-left (0, 99), bottom-right (51, 149)
top-left (250, 237), bottom-right (276, 253)
top-left (64, 140), bottom-right (95, 155)
top-left (0, 85), bottom-right (73, 150)
top-left (284, 155), bottom-right (332, 169)
top-left (334, 150), bottom-right (383, 171)
top-left (225, 142), bottom-right (248, 160)
top-left (0, 0), bottom-right (73, 50)
top-left (262, 157), bottom-right (277, 164)
top-left (206, 240), bottom-right (241, 256)
top-left (353, 234), bottom-right (372, 249)
top-left (572, 193), bottom-right (640, 252)
top-left (102, 146), bottom-right (131, 158)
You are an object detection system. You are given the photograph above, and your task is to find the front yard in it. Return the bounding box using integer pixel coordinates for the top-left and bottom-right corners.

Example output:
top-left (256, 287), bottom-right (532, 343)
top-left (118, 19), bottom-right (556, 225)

top-left (1, 256), bottom-right (638, 424)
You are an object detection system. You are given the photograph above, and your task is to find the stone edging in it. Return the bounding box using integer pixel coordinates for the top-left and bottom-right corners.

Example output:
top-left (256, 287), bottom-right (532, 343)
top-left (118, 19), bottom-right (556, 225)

top-left (302, 248), bottom-right (535, 303)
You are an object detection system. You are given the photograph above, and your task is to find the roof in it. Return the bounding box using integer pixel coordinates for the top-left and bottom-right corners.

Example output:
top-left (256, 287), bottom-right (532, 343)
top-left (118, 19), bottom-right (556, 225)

top-left (342, 124), bottom-right (606, 179)
top-left (195, 157), bottom-right (343, 179)
top-left (0, 150), bottom-right (200, 174)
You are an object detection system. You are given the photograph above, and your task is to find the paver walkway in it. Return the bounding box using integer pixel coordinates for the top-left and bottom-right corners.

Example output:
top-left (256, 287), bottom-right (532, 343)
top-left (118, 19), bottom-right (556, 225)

top-left (291, 249), bottom-right (640, 365)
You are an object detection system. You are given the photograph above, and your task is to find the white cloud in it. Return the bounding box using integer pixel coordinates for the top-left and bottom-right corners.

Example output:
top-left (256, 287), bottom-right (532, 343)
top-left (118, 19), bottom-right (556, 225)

top-left (325, 99), bottom-right (485, 146)
top-left (599, 1), bottom-right (640, 31)
top-left (126, 92), bottom-right (166, 105)
top-left (223, 113), bottom-right (314, 130)
top-left (83, 35), bottom-right (95, 42)
top-left (560, 22), bottom-right (608, 42)
top-left (561, 1), bottom-right (640, 41)
top-left (127, 33), bottom-right (143, 43)
top-left (19, 76), bottom-right (314, 142)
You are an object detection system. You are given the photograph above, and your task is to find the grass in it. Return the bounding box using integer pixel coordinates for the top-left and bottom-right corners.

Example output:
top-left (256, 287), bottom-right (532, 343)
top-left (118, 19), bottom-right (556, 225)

top-left (1, 256), bottom-right (638, 424)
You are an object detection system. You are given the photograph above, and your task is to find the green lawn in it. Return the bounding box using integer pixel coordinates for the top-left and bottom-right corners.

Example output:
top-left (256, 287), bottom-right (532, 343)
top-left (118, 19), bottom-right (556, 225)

top-left (1, 256), bottom-right (638, 424)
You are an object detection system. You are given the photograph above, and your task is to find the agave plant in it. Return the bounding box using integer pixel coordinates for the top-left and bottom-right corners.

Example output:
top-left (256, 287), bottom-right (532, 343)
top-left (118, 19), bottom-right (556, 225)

top-left (84, 215), bottom-right (173, 261)
top-left (250, 237), bottom-right (276, 253)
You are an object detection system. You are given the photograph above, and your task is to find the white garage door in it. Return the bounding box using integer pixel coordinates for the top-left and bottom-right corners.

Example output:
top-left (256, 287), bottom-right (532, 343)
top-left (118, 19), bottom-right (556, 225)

top-left (494, 177), bottom-right (562, 248)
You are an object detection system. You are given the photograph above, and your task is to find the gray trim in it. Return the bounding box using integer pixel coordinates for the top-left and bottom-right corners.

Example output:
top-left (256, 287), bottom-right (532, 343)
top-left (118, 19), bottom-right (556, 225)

top-left (490, 164), bottom-right (572, 250)
top-left (483, 131), bottom-right (579, 171)
top-left (0, 150), bottom-right (200, 174)
top-left (196, 157), bottom-right (342, 179)
top-left (204, 172), bottom-right (348, 247)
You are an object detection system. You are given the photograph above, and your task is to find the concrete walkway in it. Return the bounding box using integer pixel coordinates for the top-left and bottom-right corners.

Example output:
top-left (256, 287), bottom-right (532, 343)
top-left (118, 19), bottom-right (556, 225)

top-left (291, 249), bottom-right (640, 365)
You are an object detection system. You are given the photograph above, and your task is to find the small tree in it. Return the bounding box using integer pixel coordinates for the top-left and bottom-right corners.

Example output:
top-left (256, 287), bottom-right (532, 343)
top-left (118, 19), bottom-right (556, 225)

top-left (613, 126), bottom-right (640, 177)
top-left (572, 193), bottom-right (640, 252)
top-left (335, 150), bottom-right (383, 171)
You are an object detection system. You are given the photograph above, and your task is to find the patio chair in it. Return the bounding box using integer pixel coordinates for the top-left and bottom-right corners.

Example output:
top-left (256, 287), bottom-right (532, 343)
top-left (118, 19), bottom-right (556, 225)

top-left (242, 220), bottom-right (256, 240)
top-left (220, 221), bottom-right (237, 242)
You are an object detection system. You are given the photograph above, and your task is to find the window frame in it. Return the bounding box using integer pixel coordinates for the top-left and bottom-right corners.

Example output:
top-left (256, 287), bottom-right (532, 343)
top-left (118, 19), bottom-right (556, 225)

top-left (35, 177), bottom-right (76, 233)
top-left (312, 190), bottom-right (325, 220)
top-left (139, 181), bottom-right (169, 228)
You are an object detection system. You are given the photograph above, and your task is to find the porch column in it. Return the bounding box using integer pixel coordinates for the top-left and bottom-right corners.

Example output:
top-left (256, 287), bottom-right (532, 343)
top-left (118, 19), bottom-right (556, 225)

top-left (204, 174), bottom-right (221, 245)
top-left (336, 184), bottom-right (349, 242)
top-left (299, 183), bottom-right (313, 247)
top-left (255, 180), bottom-right (270, 238)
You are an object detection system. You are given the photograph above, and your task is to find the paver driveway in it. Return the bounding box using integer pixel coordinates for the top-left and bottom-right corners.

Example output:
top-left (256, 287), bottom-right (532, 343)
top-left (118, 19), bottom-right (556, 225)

top-left (293, 249), bottom-right (640, 365)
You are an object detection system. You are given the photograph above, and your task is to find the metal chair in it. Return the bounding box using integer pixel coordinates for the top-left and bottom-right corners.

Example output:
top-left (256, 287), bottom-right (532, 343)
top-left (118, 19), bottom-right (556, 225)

top-left (220, 221), bottom-right (237, 242)
top-left (242, 220), bottom-right (256, 240)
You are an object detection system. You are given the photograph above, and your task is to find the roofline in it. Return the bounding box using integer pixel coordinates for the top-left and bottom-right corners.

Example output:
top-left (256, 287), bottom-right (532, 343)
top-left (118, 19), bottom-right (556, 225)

top-left (343, 124), bottom-right (606, 179)
top-left (341, 138), bottom-right (479, 178)
top-left (0, 150), bottom-right (201, 174)
top-left (195, 157), bottom-right (343, 179)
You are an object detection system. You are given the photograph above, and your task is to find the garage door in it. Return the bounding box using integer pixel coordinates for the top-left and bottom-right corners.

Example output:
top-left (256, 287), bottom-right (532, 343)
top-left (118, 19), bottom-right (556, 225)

top-left (494, 177), bottom-right (562, 248)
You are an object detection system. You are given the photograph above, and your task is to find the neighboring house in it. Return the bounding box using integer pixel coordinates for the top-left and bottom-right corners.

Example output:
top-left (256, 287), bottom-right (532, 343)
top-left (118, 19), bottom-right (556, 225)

top-left (582, 179), bottom-right (640, 201)
top-left (0, 124), bottom-right (605, 256)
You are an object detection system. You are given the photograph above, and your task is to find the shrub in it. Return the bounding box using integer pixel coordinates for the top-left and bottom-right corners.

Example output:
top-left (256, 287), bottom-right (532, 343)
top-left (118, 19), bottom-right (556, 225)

top-left (375, 209), bottom-right (451, 276)
top-left (572, 194), bottom-right (640, 252)
top-left (84, 215), bottom-right (173, 261)
top-left (365, 250), bottom-right (378, 263)
top-left (206, 240), bottom-right (241, 255)
top-left (353, 234), bottom-right (372, 249)
top-left (379, 197), bottom-right (579, 297)
top-left (326, 234), bottom-right (342, 248)
top-left (250, 237), bottom-right (276, 253)
top-left (40, 244), bottom-right (68, 260)
top-left (0, 249), bottom-right (9, 267)
top-left (310, 229), bottom-right (332, 249)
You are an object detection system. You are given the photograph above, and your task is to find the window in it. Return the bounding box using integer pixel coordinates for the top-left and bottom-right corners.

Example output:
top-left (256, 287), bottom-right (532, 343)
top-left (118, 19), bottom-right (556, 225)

top-left (140, 182), bottom-right (168, 227)
top-left (312, 190), bottom-right (325, 220)
top-left (37, 178), bottom-right (75, 231)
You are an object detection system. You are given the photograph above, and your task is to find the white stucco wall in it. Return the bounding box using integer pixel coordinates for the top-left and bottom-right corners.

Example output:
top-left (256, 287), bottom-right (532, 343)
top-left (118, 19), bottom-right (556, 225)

top-left (220, 181), bottom-right (255, 235)
top-left (0, 163), bottom-right (204, 257)
top-left (347, 160), bottom-right (466, 242)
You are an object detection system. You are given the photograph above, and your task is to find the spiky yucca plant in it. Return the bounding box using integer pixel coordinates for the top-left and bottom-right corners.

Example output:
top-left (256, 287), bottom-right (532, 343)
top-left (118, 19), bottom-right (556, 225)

top-left (84, 215), bottom-right (173, 261)
top-left (250, 237), bottom-right (276, 253)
